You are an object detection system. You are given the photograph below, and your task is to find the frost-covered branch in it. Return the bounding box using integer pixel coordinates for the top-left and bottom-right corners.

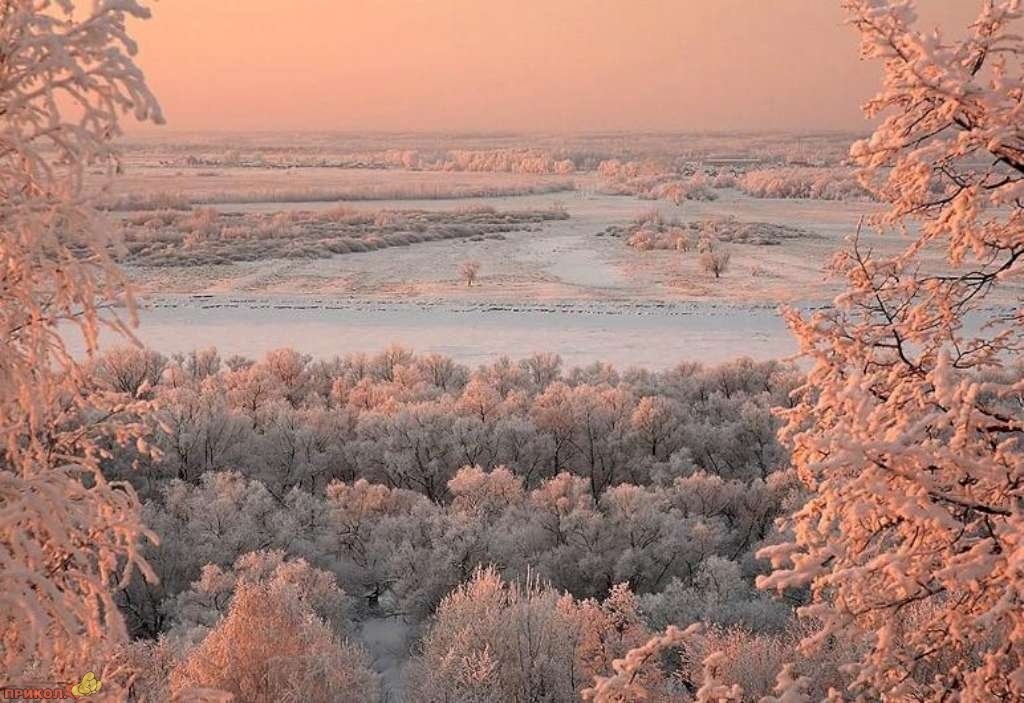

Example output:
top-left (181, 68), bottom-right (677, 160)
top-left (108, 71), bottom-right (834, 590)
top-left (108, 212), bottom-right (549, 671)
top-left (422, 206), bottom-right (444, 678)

top-left (1, 0), bottom-right (162, 685)
top-left (760, 1), bottom-right (1024, 699)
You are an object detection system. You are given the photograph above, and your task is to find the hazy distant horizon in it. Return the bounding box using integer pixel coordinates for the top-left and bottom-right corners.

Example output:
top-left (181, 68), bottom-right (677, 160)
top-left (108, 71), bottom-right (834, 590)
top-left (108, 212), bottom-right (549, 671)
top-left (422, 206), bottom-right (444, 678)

top-left (122, 127), bottom-right (870, 138)
top-left (129, 0), bottom-right (974, 134)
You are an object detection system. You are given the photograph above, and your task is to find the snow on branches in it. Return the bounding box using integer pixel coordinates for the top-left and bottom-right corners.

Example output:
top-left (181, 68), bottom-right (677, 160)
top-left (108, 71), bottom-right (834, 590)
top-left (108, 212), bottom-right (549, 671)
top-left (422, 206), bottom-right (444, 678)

top-left (760, 1), bottom-right (1024, 699)
top-left (582, 624), bottom-right (700, 702)
top-left (1, 0), bottom-right (163, 684)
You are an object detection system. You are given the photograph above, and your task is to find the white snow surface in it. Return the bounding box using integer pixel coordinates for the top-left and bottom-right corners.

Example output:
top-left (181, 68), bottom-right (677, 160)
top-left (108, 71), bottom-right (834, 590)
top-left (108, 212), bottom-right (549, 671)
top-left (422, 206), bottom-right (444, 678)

top-left (90, 296), bottom-right (798, 369)
top-left (80, 165), bottom-right (1019, 366)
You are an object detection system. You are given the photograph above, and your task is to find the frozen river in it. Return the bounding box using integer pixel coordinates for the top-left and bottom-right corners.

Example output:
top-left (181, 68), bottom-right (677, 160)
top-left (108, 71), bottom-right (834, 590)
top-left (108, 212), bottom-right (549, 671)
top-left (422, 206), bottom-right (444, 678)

top-left (87, 297), bottom-right (802, 369)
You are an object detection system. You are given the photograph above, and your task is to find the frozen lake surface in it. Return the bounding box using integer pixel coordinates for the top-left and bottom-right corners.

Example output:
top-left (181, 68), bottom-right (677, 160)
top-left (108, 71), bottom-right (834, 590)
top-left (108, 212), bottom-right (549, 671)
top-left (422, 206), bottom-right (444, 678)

top-left (97, 297), bottom-right (802, 369)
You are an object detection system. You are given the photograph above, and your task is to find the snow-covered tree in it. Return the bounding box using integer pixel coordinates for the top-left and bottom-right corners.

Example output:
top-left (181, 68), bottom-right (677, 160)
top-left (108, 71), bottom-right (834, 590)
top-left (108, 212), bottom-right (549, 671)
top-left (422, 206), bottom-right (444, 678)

top-left (170, 577), bottom-right (378, 703)
top-left (582, 623), bottom-right (700, 703)
top-left (120, 473), bottom-right (283, 636)
top-left (163, 549), bottom-right (352, 642)
top-left (448, 464), bottom-right (525, 519)
top-left (459, 259), bottom-right (482, 287)
top-left (0, 0), bottom-right (162, 683)
top-left (630, 395), bottom-right (683, 461)
top-left (641, 556), bottom-right (792, 634)
top-left (93, 346), bottom-right (168, 397)
top-left (759, 1), bottom-right (1024, 698)
top-left (411, 567), bottom-right (658, 703)
top-left (699, 244), bottom-right (731, 280)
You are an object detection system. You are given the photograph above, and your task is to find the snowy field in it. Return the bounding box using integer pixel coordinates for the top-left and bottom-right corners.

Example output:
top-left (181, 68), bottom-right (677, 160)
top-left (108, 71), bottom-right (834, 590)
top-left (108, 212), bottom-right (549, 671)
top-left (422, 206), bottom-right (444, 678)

top-left (98, 135), bottom-right (997, 366)
top-left (122, 176), bottom-right (877, 307)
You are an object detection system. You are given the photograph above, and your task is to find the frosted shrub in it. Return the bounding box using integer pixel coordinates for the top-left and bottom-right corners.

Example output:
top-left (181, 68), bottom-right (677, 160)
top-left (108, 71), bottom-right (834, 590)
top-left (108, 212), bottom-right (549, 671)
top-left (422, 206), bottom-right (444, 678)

top-left (640, 557), bottom-right (792, 634)
top-left (374, 210), bottom-right (399, 227)
top-left (460, 260), bottom-right (482, 287)
top-left (656, 174), bottom-right (717, 203)
top-left (712, 172), bottom-right (738, 189)
top-left (620, 216), bottom-right (808, 252)
top-left (737, 166), bottom-right (868, 201)
top-left (681, 626), bottom-right (854, 701)
top-left (170, 579), bottom-right (378, 703)
top-left (626, 228), bottom-right (656, 250)
top-left (582, 624), bottom-right (700, 703)
top-left (102, 180), bottom-right (575, 210)
top-left (122, 207), bottom-right (570, 266)
top-left (99, 190), bottom-right (192, 211)
top-left (448, 465), bottom-right (525, 518)
top-left (92, 346), bottom-right (168, 396)
top-left (182, 207), bottom-right (222, 239)
top-left (599, 162), bottom-right (718, 203)
top-left (699, 247), bottom-right (731, 279)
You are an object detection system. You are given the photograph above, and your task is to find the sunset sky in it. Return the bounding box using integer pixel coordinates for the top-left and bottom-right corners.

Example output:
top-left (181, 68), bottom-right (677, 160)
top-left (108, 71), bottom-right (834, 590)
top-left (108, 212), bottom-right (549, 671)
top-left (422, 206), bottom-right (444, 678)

top-left (130, 1), bottom-right (974, 134)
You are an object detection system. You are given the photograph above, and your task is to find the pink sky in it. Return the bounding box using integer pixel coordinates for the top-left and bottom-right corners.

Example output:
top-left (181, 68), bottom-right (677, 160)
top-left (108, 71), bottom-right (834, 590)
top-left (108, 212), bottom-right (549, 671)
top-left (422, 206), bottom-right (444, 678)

top-left (130, 0), bottom-right (974, 133)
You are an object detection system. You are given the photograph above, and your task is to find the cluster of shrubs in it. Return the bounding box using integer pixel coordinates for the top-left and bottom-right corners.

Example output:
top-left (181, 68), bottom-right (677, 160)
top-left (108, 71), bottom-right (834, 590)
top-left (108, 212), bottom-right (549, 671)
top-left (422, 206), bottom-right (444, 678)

top-left (729, 166), bottom-right (870, 201)
top-left (168, 146), bottom-right (586, 173)
top-left (85, 345), bottom-right (810, 700)
top-left (99, 179), bottom-right (576, 211)
top-left (119, 205), bottom-right (569, 266)
top-left (100, 190), bottom-right (193, 211)
top-left (595, 160), bottom-right (871, 204)
top-left (609, 212), bottom-right (814, 251)
top-left (426, 148), bottom-right (578, 174)
top-left (132, 132), bottom-right (857, 174)
top-left (596, 160), bottom-right (718, 202)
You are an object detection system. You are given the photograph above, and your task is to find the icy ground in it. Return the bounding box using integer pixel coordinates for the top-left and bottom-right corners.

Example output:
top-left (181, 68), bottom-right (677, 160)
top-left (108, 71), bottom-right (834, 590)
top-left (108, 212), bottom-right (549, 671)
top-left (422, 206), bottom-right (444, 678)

top-left (125, 177), bottom-right (876, 306)
top-left (92, 167), bottom-right (1014, 366)
top-left (94, 296), bottom-right (798, 369)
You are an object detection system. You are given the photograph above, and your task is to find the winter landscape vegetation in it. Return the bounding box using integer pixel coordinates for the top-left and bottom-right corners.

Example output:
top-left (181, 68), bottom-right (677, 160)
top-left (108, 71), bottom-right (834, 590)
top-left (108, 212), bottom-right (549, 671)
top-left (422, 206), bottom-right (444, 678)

top-left (4, 0), bottom-right (1024, 701)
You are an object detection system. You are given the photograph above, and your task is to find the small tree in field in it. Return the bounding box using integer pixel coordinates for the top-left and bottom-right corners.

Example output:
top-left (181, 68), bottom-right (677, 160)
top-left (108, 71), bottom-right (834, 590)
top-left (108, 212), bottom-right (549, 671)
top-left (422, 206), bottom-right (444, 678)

top-left (699, 243), bottom-right (731, 279)
top-left (460, 259), bottom-right (482, 287)
top-left (0, 0), bottom-right (162, 684)
top-left (758, 1), bottom-right (1024, 699)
